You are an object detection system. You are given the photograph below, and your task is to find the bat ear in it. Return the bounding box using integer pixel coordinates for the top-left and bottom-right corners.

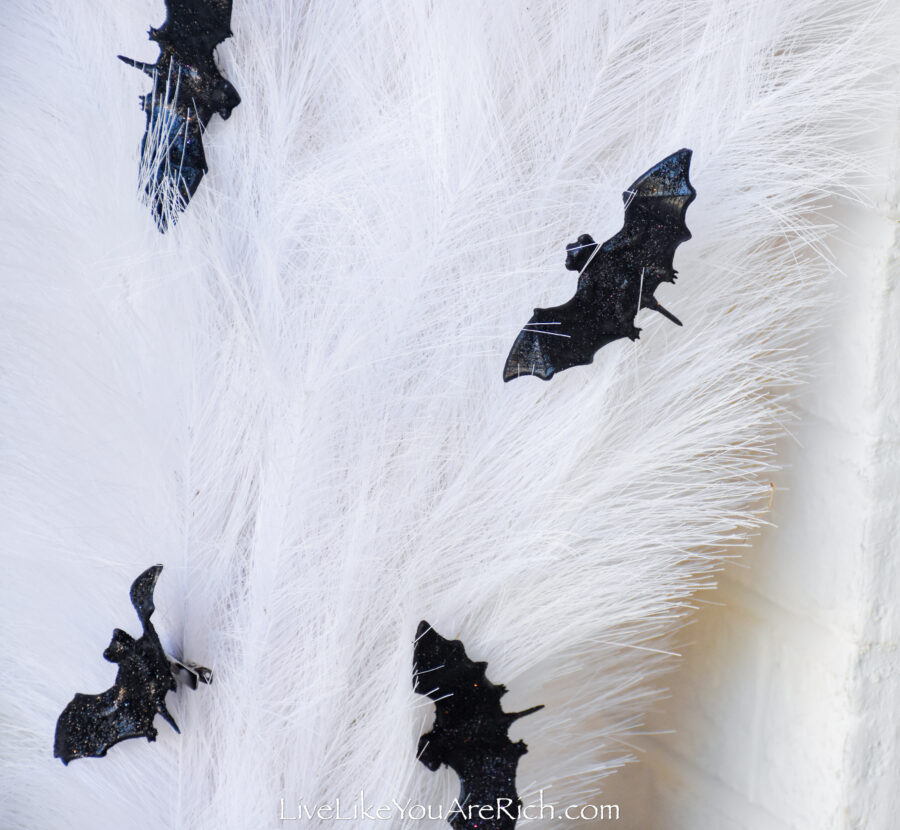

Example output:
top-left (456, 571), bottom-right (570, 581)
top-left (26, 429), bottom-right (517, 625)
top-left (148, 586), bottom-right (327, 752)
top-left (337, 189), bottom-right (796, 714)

top-left (103, 629), bottom-right (136, 663)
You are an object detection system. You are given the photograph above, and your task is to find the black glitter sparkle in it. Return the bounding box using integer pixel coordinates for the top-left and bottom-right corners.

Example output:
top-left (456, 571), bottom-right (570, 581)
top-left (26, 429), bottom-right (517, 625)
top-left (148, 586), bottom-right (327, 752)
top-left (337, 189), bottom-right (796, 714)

top-left (413, 621), bottom-right (543, 830)
top-left (53, 565), bottom-right (212, 765)
top-left (504, 148), bottom-right (696, 381)
top-left (119, 0), bottom-right (240, 231)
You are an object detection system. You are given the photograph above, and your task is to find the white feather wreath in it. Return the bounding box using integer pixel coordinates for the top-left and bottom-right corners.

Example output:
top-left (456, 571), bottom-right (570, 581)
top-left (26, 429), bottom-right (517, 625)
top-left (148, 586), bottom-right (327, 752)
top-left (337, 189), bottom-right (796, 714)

top-left (0, 0), bottom-right (895, 827)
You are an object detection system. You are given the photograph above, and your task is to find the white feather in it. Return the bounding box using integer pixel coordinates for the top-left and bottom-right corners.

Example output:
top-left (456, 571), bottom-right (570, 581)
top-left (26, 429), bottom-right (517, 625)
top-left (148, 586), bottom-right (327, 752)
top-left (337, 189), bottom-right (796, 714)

top-left (1, 0), bottom-right (896, 827)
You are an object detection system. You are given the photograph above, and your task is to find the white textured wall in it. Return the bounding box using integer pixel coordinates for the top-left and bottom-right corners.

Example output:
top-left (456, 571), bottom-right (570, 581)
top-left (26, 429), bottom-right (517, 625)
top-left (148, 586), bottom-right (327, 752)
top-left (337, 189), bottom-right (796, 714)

top-left (605, 126), bottom-right (899, 828)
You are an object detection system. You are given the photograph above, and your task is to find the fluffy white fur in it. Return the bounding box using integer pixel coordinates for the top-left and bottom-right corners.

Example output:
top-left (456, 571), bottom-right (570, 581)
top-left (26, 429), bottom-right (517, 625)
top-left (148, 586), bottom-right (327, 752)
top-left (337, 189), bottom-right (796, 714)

top-left (1, 0), bottom-right (896, 827)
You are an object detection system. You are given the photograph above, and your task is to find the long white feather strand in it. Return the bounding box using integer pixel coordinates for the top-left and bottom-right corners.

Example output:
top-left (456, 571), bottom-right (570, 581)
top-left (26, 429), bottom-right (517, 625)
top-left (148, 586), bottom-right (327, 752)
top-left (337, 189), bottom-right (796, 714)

top-left (1, 0), bottom-right (896, 827)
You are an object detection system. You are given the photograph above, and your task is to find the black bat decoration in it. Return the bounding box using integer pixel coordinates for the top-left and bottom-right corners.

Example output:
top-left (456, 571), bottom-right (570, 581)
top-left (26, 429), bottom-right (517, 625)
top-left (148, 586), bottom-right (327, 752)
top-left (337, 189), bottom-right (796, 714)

top-left (54, 565), bottom-right (212, 765)
top-left (503, 148), bottom-right (696, 381)
top-left (119, 0), bottom-right (240, 231)
top-left (413, 621), bottom-right (543, 830)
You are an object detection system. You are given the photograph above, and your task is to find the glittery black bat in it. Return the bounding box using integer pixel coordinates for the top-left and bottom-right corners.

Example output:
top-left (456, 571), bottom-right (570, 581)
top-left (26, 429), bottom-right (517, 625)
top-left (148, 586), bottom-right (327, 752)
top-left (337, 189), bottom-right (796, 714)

top-left (503, 149), bottom-right (696, 381)
top-left (54, 565), bottom-right (212, 765)
top-left (413, 621), bottom-right (543, 830)
top-left (119, 0), bottom-right (240, 231)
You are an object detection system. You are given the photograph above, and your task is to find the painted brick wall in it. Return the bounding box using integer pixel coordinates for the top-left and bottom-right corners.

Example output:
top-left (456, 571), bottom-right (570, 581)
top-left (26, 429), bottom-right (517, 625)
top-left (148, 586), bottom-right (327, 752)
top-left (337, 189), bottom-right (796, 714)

top-left (604, 129), bottom-right (899, 829)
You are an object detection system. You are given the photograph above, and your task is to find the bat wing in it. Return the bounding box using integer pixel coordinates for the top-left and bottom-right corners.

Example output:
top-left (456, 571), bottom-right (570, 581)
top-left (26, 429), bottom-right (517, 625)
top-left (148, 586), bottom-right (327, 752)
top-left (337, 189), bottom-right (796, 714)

top-left (414, 622), bottom-right (543, 830)
top-left (140, 99), bottom-right (208, 232)
top-left (53, 631), bottom-right (177, 765)
top-left (155, 0), bottom-right (235, 56)
top-left (53, 684), bottom-right (163, 765)
top-left (130, 563), bottom-right (162, 626)
top-left (502, 298), bottom-right (627, 382)
top-left (615, 147), bottom-right (696, 300)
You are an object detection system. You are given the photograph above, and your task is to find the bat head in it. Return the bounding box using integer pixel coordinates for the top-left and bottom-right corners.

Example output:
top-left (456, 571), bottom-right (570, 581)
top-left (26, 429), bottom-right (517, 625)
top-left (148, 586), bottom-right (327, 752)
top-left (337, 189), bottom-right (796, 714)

top-left (565, 234), bottom-right (598, 272)
top-left (103, 628), bottom-right (137, 664)
top-left (209, 78), bottom-right (241, 120)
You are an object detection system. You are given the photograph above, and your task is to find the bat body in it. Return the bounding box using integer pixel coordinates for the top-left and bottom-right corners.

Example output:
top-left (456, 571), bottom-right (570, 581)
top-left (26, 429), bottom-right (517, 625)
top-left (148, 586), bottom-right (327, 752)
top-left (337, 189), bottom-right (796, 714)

top-left (119, 0), bottom-right (240, 231)
top-left (54, 565), bottom-right (211, 764)
top-left (504, 149), bottom-right (696, 381)
top-left (414, 621), bottom-right (543, 830)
